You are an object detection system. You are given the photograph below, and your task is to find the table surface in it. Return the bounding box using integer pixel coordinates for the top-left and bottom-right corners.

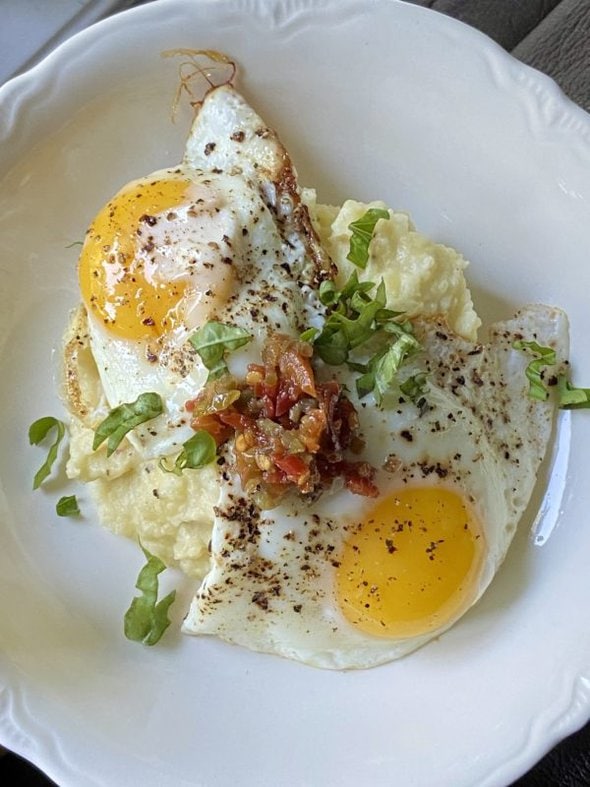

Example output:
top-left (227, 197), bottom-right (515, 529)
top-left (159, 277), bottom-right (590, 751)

top-left (1, 1), bottom-right (589, 785)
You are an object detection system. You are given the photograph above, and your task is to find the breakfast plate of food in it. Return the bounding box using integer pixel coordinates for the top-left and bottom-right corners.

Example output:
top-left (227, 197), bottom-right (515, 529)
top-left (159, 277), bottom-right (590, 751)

top-left (1, 0), bottom-right (589, 785)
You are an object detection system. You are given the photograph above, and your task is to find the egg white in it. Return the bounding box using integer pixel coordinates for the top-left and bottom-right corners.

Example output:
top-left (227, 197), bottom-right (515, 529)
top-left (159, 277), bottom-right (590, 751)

top-left (183, 305), bottom-right (568, 669)
top-left (82, 86), bottom-right (328, 459)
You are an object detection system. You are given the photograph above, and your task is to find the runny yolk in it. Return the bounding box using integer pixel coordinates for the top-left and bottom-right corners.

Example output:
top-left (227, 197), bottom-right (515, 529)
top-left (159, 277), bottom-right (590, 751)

top-left (78, 176), bottom-right (191, 340)
top-left (336, 486), bottom-right (485, 639)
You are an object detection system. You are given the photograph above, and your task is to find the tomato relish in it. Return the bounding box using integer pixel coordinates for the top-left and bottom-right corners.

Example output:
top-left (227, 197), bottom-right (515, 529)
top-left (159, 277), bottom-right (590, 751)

top-left (186, 333), bottom-right (378, 508)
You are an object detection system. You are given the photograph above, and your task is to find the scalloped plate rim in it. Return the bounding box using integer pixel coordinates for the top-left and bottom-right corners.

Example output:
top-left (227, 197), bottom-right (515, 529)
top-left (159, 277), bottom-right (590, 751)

top-left (1, 1), bottom-right (590, 786)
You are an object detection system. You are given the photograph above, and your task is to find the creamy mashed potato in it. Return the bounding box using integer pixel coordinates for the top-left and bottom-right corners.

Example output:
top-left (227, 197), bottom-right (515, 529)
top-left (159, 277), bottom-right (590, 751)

top-left (63, 307), bottom-right (216, 578)
top-left (302, 191), bottom-right (480, 341)
top-left (63, 198), bottom-right (480, 579)
top-left (56, 83), bottom-right (569, 668)
top-left (88, 465), bottom-right (216, 577)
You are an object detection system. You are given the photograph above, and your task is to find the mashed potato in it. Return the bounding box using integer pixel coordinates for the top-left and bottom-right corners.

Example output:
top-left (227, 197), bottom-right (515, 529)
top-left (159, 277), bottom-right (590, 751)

top-left (303, 192), bottom-right (480, 341)
top-left (63, 198), bottom-right (480, 578)
top-left (63, 307), bottom-right (216, 578)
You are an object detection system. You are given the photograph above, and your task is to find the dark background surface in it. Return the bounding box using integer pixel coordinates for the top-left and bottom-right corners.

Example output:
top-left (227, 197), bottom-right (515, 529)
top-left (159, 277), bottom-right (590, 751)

top-left (1, 0), bottom-right (589, 785)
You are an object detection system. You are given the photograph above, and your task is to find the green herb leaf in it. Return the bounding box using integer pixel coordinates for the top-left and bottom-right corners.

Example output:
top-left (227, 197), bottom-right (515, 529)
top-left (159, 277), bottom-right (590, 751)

top-left (124, 547), bottom-right (176, 646)
top-left (355, 333), bottom-right (420, 405)
top-left (350, 288), bottom-right (375, 314)
top-left (93, 392), bottom-right (163, 456)
top-left (65, 240), bottom-right (84, 249)
top-left (383, 318), bottom-right (413, 337)
top-left (356, 369), bottom-right (376, 399)
top-left (56, 495), bottom-right (80, 517)
top-left (514, 341), bottom-right (590, 409)
top-left (399, 372), bottom-right (429, 403)
top-left (557, 376), bottom-right (590, 409)
top-left (513, 340), bottom-right (556, 401)
top-left (159, 430), bottom-right (217, 475)
top-left (326, 280), bottom-right (387, 352)
top-left (28, 416), bottom-right (66, 489)
top-left (347, 208), bottom-right (390, 269)
top-left (299, 327), bottom-right (319, 342)
top-left (314, 325), bottom-right (350, 365)
top-left (311, 272), bottom-right (421, 404)
top-left (189, 321), bottom-right (252, 380)
top-left (340, 270), bottom-right (375, 301)
top-left (376, 335), bottom-right (421, 395)
top-left (318, 280), bottom-right (340, 307)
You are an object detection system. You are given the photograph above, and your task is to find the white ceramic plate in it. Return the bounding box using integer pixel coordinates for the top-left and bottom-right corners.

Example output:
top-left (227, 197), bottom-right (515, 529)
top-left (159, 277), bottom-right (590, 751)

top-left (1, 1), bottom-right (590, 785)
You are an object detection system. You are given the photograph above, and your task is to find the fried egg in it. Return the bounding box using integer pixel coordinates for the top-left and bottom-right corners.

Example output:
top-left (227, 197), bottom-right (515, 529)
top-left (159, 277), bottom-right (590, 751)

top-left (78, 85), bottom-right (330, 458)
top-left (73, 80), bottom-right (567, 670)
top-left (183, 305), bottom-right (568, 668)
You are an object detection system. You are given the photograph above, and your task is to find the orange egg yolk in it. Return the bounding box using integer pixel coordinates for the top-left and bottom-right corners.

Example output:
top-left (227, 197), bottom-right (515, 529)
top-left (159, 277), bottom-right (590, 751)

top-left (336, 486), bottom-right (485, 639)
top-left (79, 176), bottom-right (192, 341)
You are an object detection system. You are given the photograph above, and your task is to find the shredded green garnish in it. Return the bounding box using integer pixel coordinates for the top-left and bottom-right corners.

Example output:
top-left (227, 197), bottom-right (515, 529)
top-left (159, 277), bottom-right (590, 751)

top-left (189, 321), bottom-right (252, 381)
top-left (557, 376), bottom-right (590, 409)
top-left (159, 430), bottom-right (217, 475)
top-left (514, 340), bottom-right (590, 409)
top-left (312, 272), bottom-right (421, 404)
top-left (309, 212), bottom-right (420, 403)
top-left (399, 372), bottom-right (428, 401)
top-left (513, 340), bottom-right (556, 401)
top-left (299, 327), bottom-right (319, 342)
top-left (347, 208), bottom-right (390, 269)
top-left (124, 547), bottom-right (176, 646)
top-left (356, 334), bottom-right (421, 404)
top-left (29, 416), bottom-right (66, 489)
top-left (93, 392), bottom-right (163, 457)
top-left (56, 495), bottom-right (80, 517)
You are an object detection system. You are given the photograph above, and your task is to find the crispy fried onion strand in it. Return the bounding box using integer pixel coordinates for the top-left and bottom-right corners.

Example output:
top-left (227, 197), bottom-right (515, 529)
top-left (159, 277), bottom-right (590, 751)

top-left (161, 49), bottom-right (237, 118)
